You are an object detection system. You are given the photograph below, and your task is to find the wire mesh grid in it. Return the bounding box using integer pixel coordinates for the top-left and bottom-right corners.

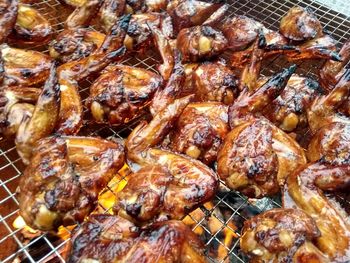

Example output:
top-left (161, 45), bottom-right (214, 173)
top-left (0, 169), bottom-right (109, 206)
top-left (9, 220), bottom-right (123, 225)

top-left (0, 0), bottom-right (350, 262)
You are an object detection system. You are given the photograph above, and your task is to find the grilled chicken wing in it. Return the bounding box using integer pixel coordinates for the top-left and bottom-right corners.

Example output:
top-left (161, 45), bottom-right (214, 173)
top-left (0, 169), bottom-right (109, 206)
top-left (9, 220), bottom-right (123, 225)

top-left (49, 28), bottom-right (105, 63)
top-left (167, 0), bottom-right (222, 34)
top-left (57, 15), bottom-right (130, 135)
top-left (220, 15), bottom-right (263, 51)
top-left (124, 13), bottom-right (173, 52)
top-left (150, 53), bottom-right (184, 115)
top-left (177, 25), bottom-right (227, 62)
top-left (263, 75), bottom-right (324, 132)
top-left (66, 214), bottom-right (207, 263)
top-left (241, 208), bottom-right (328, 263)
top-left (0, 86), bottom-right (40, 137)
top-left (280, 6), bottom-right (323, 41)
top-left (319, 40), bottom-right (350, 91)
top-left (231, 29), bottom-right (289, 68)
top-left (86, 65), bottom-right (162, 125)
top-left (218, 65), bottom-right (307, 198)
top-left (65, 0), bottom-right (103, 29)
top-left (192, 61), bottom-right (238, 104)
top-left (98, 0), bottom-right (126, 33)
top-left (0, 0), bottom-right (18, 44)
top-left (0, 44), bottom-right (52, 87)
top-left (170, 102), bottom-right (229, 164)
top-left (284, 35), bottom-right (341, 61)
top-left (114, 96), bottom-right (218, 222)
top-left (15, 64), bottom-right (60, 164)
top-left (9, 5), bottom-right (52, 45)
top-left (19, 136), bottom-right (125, 231)
top-left (284, 162), bottom-right (350, 261)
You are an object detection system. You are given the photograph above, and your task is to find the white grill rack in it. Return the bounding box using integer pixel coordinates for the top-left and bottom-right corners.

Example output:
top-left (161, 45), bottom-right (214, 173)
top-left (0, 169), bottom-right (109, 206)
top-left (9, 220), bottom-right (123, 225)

top-left (0, 0), bottom-right (349, 262)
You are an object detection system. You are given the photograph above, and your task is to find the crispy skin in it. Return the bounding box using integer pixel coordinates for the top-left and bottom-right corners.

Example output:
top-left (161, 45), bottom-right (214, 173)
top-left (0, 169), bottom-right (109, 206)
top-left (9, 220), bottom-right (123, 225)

top-left (0, 86), bottom-right (40, 137)
top-left (167, 0), bottom-right (222, 34)
top-left (0, 45), bottom-right (52, 87)
top-left (319, 40), bottom-right (350, 91)
top-left (15, 64), bottom-right (60, 164)
top-left (263, 75), bottom-right (324, 132)
top-left (193, 61), bottom-right (238, 104)
top-left (144, 0), bottom-right (168, 12)
top-left (220, 15), bottom-right (263, 51)
top-left (171, 102), bottom-right (229, 164)
top-left (284, 162), bottom-right (350, 261)
top-left (150, 53), bottom-right (185, 115)
top-left (177, 25), bottom-right (227, 62)
top-left (280, 6), bottom-right (323, 41)
top-left (0, 0), bottom-right (18, 44)
top-left (285, 35), bottom-right (341, 61)
top-left (120, 96), bottom-right (218, 222)
top-left (98, 0), bottom-right (126, 33)
top-left (66, 215), bottom-right (207, 263)
top-left (57, 15), bottom-right (130, 135)
top-left (65, 0), bottom-right (103, 29)
top-left (241, 208), bottom-right (328, 263)
top-left (86, 65), bottom-right (162, 125)
top-left (49, 28), bottom-right (105, 63)
top-left (19, 136), bottom-right (125, 231)
top-left (9, 5), bottom-right (52, 45)
top-left (217, 118), bottom-right (306, 198)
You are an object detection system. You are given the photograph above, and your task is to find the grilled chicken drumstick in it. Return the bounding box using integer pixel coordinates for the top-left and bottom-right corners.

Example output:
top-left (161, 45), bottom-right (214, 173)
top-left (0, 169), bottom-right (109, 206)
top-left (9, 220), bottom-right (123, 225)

top-left (66, 214), bottom-right (207, 263)
top-left (19, 136), bottom-right (125, 231)
top-left (114, 96), bottom-right (218, 223)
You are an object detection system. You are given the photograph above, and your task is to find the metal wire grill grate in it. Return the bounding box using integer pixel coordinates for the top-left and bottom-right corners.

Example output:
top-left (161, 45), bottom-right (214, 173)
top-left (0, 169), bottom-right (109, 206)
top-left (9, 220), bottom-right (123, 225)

top-left (0, 0), bottom-right (350, 262)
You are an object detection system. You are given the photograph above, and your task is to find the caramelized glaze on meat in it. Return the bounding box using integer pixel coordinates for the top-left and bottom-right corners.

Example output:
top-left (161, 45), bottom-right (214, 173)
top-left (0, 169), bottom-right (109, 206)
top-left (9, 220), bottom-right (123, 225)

top-left (56, 15), bottom-right (130, 135)
top-left (65, 0), bottom-right (103, 29)
top-left (220, 15), bottom-right (263, 51)
top-left (19, 136), bottom-right (125, 231)
top-left (9, 4), bottom-right (53, 45)
top-left (218, 65), bottom-right (306, 198)
top-left (193, 61), bottom-right (238, 104)
top-left (66, 214), bottom-right (207, 263)
top-left (86, 65), bottom-right (163, 125)
top-left (264, 75), bottom-right (324, 132)
top-left (167, 0), bottom-right (222, 34)
top-left (241, 208), bottom-right (328, 263)
top-left (280, 6), bottom-right (323, 41)
top-left (49, 28), bottom-right (105, 63)
top-left (98, 0), bottom-right (126, 33)
top-left (15, 64), bottom-right (60, 164)
top-left (177, 25), bottom-right (227, 62)
top-left (0, 0), bottom-right (18, 44)
top-left (319, 40), bottom-right (350, 91)
top-left (0, 45), bottom-right (53, 87)
top-left (117, 96), bottom-right (218, 222)
top-left (171, 102), bottom-right (229, 164)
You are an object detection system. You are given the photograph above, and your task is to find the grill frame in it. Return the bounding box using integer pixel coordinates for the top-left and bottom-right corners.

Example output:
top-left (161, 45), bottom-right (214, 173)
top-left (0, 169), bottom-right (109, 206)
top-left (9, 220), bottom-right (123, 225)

top-left (0, 0), bottom-right (350, 262)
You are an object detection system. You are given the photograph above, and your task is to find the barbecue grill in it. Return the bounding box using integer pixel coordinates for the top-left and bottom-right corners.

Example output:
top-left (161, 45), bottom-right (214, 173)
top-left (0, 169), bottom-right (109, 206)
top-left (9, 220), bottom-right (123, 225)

top-left (0, 0), bottom-right (350, 262)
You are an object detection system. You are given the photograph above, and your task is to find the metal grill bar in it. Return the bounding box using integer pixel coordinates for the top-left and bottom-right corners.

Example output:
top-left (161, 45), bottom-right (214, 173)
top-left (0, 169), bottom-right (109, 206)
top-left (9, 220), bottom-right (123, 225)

top-left (0, 0), bottom-right (349, 262)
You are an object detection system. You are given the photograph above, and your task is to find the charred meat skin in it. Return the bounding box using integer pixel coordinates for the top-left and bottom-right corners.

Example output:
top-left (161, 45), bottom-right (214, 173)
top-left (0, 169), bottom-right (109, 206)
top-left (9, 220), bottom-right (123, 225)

top-left (9, 5), bottom-right (53, 45)
top-left (65, 0), bottom-right (103, 29)
top-left (0, 0), bottom-right (18, 44)
top-left (19, 136), bottom-right (125, 231)
top-left (0, 45), bottom-right (53, 87)
top-left (280, 6), bottom-right (323, 41)
top-left (66, 214), bottom-right (207, 263)
top-left (86, 65), bottom-right (163, 126)
top-left (241, 208), bottom-right (328, 263)
top-left (263, 75), bottom-right (324, 132)
top-left (171, 102), bottom-right (229, 165)
top-left (98, 0), bottom-right (126, 33)
top-left (49, 28), bottom-right (105, 63)
top-left (177, 25), bottom-right (228, 62)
